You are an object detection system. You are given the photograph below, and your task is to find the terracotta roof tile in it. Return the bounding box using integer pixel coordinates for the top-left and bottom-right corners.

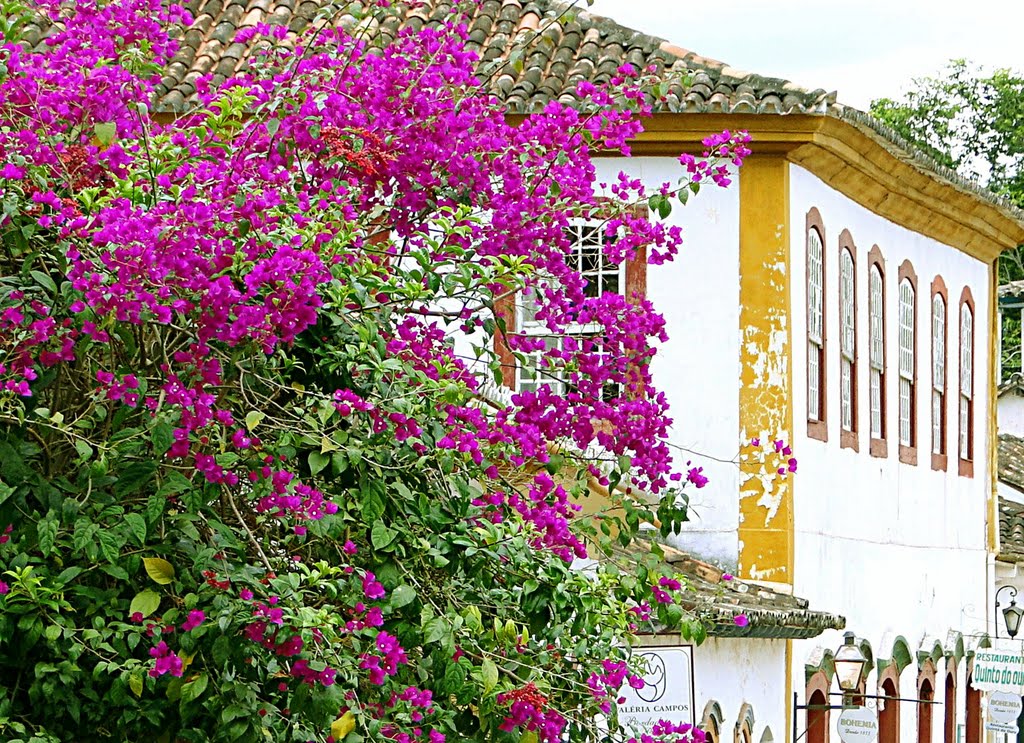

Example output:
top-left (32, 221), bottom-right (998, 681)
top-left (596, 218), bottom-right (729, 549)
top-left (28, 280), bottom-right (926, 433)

top-left (999, 434), bottom-right (1024, 560)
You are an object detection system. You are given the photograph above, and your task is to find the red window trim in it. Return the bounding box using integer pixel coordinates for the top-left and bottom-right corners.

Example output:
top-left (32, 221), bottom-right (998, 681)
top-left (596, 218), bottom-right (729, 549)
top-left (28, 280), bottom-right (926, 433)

top-left (806, 207), bottom-right (828, 442)
top-left (898, 259), bottom-right (918, 466)
top-left (930, 276), bottom-right (949, 472)
top-left (867, 245), bottom-right (887, 458)
top-left (959, 286), bottom-right (975, 478)
top-left (493, 204), bottom-right (649, 390)
top-left (838, 229), bottom-right (858, 452)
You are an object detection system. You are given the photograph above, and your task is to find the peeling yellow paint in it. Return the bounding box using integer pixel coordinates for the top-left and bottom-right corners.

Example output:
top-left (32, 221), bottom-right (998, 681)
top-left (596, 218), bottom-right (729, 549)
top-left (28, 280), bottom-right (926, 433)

top-left (738, 156), bottom-right (794, 584)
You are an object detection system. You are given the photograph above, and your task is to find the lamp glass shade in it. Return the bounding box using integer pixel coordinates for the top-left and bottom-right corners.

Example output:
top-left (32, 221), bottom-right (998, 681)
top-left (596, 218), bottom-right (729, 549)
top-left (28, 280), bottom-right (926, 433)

top-left (835, 634), bottom-right (867, 691)
top-left (1003, 601), bottom-right (1024, 639)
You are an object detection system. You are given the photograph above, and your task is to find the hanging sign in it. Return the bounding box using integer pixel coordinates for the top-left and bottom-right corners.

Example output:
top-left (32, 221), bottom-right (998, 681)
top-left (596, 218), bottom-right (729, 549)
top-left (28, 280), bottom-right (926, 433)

top-left (972, 649), bottom-right (1024, 694)
top-left (618, 647), bottom-right (696, 732)
top-left (836, 706), bottom-right (879, 743)
top-left (986, 691), bottom-right (1022, 735)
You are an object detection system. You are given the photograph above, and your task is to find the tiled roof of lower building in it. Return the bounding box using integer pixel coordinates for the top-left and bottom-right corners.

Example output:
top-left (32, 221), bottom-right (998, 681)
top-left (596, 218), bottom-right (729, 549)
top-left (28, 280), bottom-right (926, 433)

top-left (998, 434), bottom-right (1024, 561)
top-left (644, 540), bottom-right (846, 639)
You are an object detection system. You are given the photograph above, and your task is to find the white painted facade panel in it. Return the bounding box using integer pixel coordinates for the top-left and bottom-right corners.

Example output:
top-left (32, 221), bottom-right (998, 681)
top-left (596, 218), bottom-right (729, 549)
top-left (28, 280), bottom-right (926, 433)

top-left (593, 158), bottom-right (743, 568)
top-left (998, 393), bottom-right (1024, 438)
top-left (788, 163), bottom-right (991, 725)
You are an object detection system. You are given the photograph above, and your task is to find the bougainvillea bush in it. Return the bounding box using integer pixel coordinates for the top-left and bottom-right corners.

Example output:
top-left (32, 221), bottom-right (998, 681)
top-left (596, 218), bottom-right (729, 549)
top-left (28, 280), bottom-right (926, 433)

top-left (0, 0), bottom-right (756, 740)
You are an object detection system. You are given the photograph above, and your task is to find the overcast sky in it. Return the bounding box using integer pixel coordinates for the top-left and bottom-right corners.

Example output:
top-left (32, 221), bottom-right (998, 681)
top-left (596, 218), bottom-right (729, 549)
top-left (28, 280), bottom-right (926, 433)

top-left (586, 0), bottom-right (1024, 110)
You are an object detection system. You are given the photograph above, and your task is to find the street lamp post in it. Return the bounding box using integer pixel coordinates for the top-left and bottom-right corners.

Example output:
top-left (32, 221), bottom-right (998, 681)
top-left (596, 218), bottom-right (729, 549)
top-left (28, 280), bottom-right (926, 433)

top-left (834, 632), bottom-right (867, 707)
top-left (996, 585), bottom-right (1024, 640)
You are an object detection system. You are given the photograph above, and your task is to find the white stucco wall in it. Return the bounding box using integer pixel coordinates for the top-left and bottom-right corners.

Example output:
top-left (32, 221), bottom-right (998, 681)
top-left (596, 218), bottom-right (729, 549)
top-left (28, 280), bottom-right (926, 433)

top-left (593, 157), bottom-right (742, 568)
top-left (999, 393), bottom-right (1024, 439)
top-left (632, 635), bottom-right (784, 743)
top-left (788, 163), bottom-right (992, 718)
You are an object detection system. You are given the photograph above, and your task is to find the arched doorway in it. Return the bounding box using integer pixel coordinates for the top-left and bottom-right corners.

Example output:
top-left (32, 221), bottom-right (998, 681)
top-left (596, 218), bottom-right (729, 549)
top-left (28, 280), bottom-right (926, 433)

top-left (879, 667), bottom-right (900, 743)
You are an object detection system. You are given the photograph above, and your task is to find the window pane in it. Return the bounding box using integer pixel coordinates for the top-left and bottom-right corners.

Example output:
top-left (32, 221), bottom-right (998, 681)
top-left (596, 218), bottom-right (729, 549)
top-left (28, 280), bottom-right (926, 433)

top-left (840, 249), bottom-right (855, 357)
top-left (870, 368), bottom-right (882, 438)
top-left (807, 230), bottom-right (823, 343)
top-left (899, 280), bottom-right (915, 379)
top-left (960, 305), bottom-right (973, 397)
top-left (932, 295), bottom-right (945, 390)
top-left (808, 341), bottom-right (820, 421)
top-left (900, 377), bottom-right (913, 446)
top-left (841, 358), bottom-right (852, 431)
top-left (870, 266), bottom-right (884, 368)
top-left (959, 395), bottom-right (970, 458)
top-left (932, 389), bottom-right (943, 454)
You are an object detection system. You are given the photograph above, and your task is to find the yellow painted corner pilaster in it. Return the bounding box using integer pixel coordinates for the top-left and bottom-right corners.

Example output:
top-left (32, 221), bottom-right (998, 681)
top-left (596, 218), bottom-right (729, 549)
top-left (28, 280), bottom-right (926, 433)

top-left (738, 156), bottom-right (794, 584)
top-left (989, 261), bottom-right (999, 554)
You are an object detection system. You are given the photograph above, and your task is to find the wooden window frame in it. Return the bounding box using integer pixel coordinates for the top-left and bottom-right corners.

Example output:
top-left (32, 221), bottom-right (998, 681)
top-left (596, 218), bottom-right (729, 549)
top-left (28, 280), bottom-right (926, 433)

top-left (838, 231), bottom-right (858, 450)
top-left (867, 246), bottom-right (887, 457)
top-left (806, 208), bottom-right (828, 441)
top-left (493, 204), bottom-right (648, 391)
top-left (958, 287), bottom-right (975, 478)
top-left (897, 260), bottom-right (918, 465)
top-left (930, 277), bottom-right (948, 471)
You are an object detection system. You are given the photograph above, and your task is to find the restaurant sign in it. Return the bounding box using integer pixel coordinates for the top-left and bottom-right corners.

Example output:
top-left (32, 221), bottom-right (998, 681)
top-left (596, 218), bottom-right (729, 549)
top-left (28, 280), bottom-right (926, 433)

top-left (972, 649), bottom-right (1024, 694)
top-left (618, 647), bottom-right (696, 732)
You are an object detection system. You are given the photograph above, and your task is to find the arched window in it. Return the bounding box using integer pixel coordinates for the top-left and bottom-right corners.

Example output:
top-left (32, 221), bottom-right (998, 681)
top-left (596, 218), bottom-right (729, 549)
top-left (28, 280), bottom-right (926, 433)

top-left (735, 703), bottom-right (755, 743)
top-left (868, 247), bottom-right (887, 456)
top-left (839, 231), bottom-right (858, 450)
top-left (898, 261), bottom-right (918, 464)
top-left (959, 288), bottom-right (975, 477)
top-left (879, 667), bottom-right (900, 743)
top-left (944, 663), bottom-right (956, 743)
top-left (702, 701), bottom-right (724, 743)
top-left (807, 209), bottom-right (827, 441)
top-left (931, 277), bottom-right (948, 470)
top-left (806, 672), bottom-right (830, 743)
top-left (918, 663), bottom-right (936, 743)
top-left (965, 665), bottom-right (981, 743)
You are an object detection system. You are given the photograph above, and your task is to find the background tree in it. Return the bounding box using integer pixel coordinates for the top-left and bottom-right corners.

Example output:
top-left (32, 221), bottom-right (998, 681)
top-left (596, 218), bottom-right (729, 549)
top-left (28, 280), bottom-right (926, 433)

top-left (871, 59), bottom-right (1024, 377)
top-left (0, 1), bottom-right (778, 742)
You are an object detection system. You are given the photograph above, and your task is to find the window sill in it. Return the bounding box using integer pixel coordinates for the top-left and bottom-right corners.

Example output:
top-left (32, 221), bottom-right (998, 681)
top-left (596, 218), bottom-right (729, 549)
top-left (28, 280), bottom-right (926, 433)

top-left (899, 445), bottom-right (917, 465)
top-left (931, 452), bottom-right (947, 472)
top-left (840, 429), bottom-right (859, 452)
top-left (959, 458), bottom-right (974, 478)
top-left (869, 438), bottom-right (887, 458)
top-left (808, 419), bottom-right (828, 442)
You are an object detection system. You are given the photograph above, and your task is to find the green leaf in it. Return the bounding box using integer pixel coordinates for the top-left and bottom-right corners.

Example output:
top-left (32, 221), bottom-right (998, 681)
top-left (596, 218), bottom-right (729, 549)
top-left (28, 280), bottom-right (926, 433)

top-left (115, 461), bottom-right (157, 497)
top-left (129, 670), bottom-right (144, 698)
top-left (371, 521), bottom-right (398, 550)
top-left (308, 451), bottom-right (329, 476)
top-left (423, 617), bottom-right (448, 645)
top-left (244, 411), bottom-right (264, 431)
top-left (94, 121), bottom-right (117, 147)
top-left (143, 557), bottom-right (175, 585)
top-left (481, 657), bottom-right (498, 694)
top-left (37, 512), bottom-right (58, 557)
top-left (390, 584), bottom-right (416, 608)
top-left (29, 269), bottom-right (56, 294)
top-left (151, 421), bottom-right (174, 456)
top-left (180, 672), bottom-right (209, 703)
top-left (124, 513), bottom-right (147, 546)
top-left (129, 589), bottom-right (161, 618)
